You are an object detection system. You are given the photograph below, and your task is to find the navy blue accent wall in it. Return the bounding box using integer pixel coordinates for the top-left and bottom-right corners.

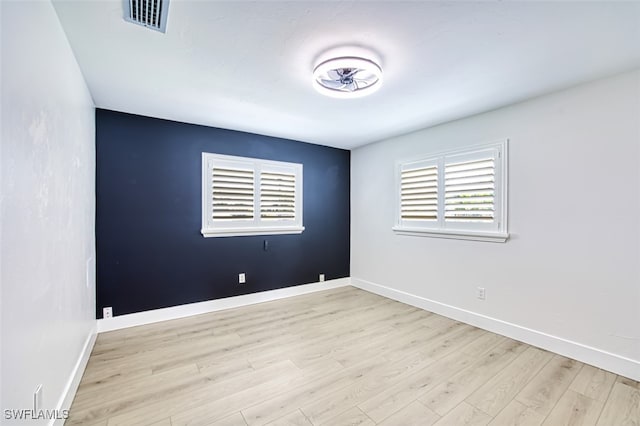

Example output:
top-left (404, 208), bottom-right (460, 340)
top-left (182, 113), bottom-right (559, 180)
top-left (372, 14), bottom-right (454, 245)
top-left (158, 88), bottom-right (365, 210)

top-left (96, 109), bottom-right (350, 318)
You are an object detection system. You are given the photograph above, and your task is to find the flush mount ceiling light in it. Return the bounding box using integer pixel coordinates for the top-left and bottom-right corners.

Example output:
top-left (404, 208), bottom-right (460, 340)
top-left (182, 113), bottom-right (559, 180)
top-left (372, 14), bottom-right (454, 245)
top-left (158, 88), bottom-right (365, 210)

top-left (313, 57), bottom-right (383, 98)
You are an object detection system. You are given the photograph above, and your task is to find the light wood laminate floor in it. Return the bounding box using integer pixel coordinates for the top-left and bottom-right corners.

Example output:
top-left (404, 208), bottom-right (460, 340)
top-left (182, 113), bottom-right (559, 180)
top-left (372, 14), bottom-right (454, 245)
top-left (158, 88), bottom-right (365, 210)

top-left (68, 286), bottom-right (640, 426)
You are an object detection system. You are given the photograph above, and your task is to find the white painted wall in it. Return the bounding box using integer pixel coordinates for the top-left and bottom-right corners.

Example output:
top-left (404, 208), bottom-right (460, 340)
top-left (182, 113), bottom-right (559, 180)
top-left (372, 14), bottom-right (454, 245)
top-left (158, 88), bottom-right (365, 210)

top-left (352, 70), bottom-right (640, 378)
top-left (1, 1), bottom-right (96, 423)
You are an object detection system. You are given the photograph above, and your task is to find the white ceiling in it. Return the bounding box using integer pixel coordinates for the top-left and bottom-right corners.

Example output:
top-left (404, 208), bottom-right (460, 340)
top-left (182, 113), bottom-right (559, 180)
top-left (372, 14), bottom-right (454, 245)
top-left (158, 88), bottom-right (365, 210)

top-left (52, 1), bottom-right (640, 150)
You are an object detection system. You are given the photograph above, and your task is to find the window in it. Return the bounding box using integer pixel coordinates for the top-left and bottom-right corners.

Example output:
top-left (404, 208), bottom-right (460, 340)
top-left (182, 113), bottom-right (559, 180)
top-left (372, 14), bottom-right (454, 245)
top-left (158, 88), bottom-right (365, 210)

top-left (393, 140), bottom-right (508, 242)
top-left (202, 153), bottom-right (304, 237)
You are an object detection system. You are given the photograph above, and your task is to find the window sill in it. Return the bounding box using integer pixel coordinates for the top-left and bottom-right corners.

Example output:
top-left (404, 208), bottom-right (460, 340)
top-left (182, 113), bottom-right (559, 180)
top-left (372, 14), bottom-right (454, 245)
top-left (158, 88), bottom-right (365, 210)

top-left (202, 226), bottom-right (305, 238)
top-left (392, 226), bottom-right (509, 243)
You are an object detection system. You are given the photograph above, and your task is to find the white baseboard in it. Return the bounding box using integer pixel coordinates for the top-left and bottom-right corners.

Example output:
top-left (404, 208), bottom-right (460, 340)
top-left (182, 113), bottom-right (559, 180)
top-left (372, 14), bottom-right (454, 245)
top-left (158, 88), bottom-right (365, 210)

top-left (97, 278), bottom-right (351, 333)
top-left (52, 323), bottom-right (97, 426)
top-left (351, 277), bottom-right (640, 381)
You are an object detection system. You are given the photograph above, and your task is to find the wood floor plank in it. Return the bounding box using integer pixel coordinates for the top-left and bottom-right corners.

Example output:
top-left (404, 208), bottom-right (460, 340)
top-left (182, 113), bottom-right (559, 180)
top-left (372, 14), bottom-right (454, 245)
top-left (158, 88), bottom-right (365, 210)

top-left (433, 402), bottom-right (491, 426)
top-left (265, 410), bottom-right (312, 426)
top-left (321, 407), bottom-right (375, 426)
top-left (389, 307), bottom-right (434, 329)
top-left (74, 420), bottom-right (107, 426)
top-left (73, 365), bottom-right (154, 397)
top-left (241, 356), bottom-right (389, 426)
top-left (243, 302), bottom-right (421, 370)
top-left (163, 363), bottom-right (310, 426)
top-left (466, 346), bottom-right (552, 416)
top-left (377, 401), bottom-right (440, 426)
top-left (542, 389), bottom-right (604, 426)
top-left (74, 360), bottom-right (297, 424)
top-left (196, 355), bottom-right (256, 382)
top-left (358, 330), bottom-right (495, 423)
top-left (328, 314), bottom-right (440, 368)
top-left (382, 321), bottom-right (477, 362)
top-left (596, 381), bottom-right (640, 425)
top-left (488, 400), bottom-right (545, 426)
top-left (300, 350), bottom-right (436, 424)
top-left (146, 419), bottom-right (172, 426)
top-left (514, 354), bottom-right (582, 416)
top-left (569, 364), bottom-right (616, 402)
top-left (420, 339), bottom-right (527, 416)
top-left (616, 375), bottom-right (640, 390)
top-left (169, 359), bottom-right (322, 426)
top-left (210, 412), bottom-right (249, 426)
top-left (95, 288), bottom-right (384, 371)
top-left (71, 363), bottom-right (200, 412)
top-left (65, 287), bottom-right (634, 426)
top-left (88, 331), bottom-right (243, 372)
top-left (287, 325), bottom-right (398, 369)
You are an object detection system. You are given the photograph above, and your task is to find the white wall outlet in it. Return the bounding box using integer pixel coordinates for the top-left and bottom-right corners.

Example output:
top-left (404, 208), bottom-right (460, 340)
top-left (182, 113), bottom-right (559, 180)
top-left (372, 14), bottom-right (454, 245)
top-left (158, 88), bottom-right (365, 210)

top-left (319, 274), bottom-right (325, 282)
top-left (239, 273), bottom-right (246, 284)
top-left (103, 307), bottom-right (113, 319)
top-left (34, 384), bottom-right (43, 411)
top-left (477, 287), bottom-right (486, 300)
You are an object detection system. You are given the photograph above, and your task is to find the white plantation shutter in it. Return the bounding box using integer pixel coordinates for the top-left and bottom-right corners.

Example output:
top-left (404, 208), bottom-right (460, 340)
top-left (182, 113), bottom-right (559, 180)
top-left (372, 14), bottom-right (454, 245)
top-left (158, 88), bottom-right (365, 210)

top-left (445, 158), bottom-right (495, 223)
top-left (212, 167), bottom-right (254, 220)
top-left (400, 165), bottom-right (438, 221)
top-left (202, 153), bottom-right (304, 237)
top-left (394, 141), bottom-right (508, 242)
top-left (260, 171), bottom-right (296, 220)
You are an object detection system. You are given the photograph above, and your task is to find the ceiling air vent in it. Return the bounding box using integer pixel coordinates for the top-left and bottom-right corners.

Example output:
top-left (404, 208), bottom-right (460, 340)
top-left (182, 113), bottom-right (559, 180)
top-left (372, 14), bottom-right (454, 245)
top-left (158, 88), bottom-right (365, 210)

top-left (123, 0), bottom-right (170, 33)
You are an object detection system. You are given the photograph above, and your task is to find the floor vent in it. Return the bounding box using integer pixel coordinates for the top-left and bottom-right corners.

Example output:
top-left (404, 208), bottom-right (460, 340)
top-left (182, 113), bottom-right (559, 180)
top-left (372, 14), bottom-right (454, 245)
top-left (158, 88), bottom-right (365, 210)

top-left (123, 0), bottom-right (170, 33)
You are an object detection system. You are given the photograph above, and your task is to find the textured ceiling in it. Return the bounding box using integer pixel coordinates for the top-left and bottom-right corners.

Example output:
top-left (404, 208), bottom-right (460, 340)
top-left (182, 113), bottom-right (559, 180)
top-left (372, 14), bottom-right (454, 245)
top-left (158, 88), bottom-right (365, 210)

top-left (53, 1), bottom-right (640, 149)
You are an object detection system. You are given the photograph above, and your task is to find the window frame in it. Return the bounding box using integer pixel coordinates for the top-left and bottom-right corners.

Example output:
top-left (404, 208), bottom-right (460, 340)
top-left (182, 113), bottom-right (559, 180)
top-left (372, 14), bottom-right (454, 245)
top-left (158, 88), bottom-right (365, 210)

top-left (393, 140), bottom-right (509, 243)
top-left (201, 153), bottom-right (304, 238)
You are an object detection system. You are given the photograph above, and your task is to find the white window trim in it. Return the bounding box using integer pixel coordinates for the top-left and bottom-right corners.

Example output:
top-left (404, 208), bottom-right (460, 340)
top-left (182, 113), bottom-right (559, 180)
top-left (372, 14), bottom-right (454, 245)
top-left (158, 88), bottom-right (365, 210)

top-left (201, 153), bottom-right (304, 238)
top-left (392, 140), bottom-right (509, 243)
top-left (392, 227), bottom-right (509, 243)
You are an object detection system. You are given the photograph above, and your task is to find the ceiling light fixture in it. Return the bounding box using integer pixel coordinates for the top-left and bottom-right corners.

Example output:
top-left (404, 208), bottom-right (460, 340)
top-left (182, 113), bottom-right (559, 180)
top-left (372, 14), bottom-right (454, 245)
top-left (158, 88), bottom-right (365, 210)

top-left (313, 57), bottom-right (383, 98)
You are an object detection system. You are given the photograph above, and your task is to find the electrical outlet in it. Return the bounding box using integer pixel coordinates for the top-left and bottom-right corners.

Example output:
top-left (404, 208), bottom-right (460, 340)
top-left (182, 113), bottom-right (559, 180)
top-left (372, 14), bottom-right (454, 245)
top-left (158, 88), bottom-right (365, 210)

top-left (34, 384), bottom-right (43, 411)
top-left (319, 274), bottom-right (325, 282)
top-left (239, 273), bottom-right (246, 284)
top-left (103, 307), bottom-right (113, 319)
top-left (477, 287), bottom-right (486, 300)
